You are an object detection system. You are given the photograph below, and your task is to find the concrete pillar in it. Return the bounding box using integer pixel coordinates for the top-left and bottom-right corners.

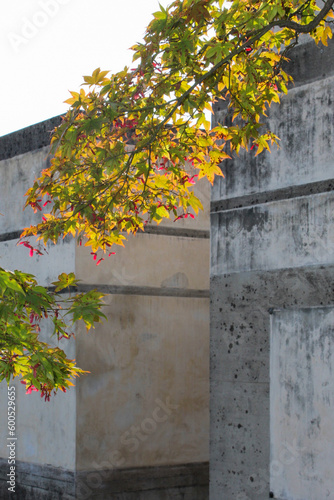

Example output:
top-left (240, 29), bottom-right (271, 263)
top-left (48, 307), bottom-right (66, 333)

top-left (210, 38), bottom-right (334, 499)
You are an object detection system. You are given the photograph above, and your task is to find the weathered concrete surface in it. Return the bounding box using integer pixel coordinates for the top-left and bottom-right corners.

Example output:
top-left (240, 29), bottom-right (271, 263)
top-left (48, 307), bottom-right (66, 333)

top-left (210, 38), bottom-right (334, 500)
top-left (0, 143), bottom-right (76, 285)
top-left (75, 462), bottom-right (209, 500)
top-left (270, 307), bottom-right (334, 500)
top-left (0, 459), bottom-right (208, 499)
top-left (211, 191), bottom-right (334, 275)
top-left (0, 458), bottom-right (76, 500)
top-left (210, 266), bottom-right (334, 499)
top-left (0, 116), bottom-right (61, 161)
top-left (74, 147), bottom-right (211, 489)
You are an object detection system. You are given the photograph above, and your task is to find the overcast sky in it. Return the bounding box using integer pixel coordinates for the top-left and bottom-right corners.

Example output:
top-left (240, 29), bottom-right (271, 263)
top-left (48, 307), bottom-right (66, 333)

top-left (0, 0), bottom-right (171, 137)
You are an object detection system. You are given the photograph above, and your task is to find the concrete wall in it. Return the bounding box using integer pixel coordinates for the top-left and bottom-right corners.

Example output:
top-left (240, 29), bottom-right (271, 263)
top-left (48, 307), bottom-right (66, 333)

top-left (0, 119), bottom-right (210, 498)
top-left (210, 37), bottom-right (334, 499)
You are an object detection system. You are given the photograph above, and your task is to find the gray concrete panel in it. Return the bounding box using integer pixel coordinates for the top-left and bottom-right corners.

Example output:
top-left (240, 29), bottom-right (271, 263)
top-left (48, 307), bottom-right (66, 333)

top-left (210, 415), bottom-right (269, 500)
top-left (76, 231), bottom-right (210, 290)
top-left (211, 191), bottom-right (334, 275)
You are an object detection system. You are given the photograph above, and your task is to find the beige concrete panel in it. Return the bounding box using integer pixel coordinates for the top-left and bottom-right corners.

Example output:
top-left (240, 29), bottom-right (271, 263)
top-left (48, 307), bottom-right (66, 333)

top-left (0, 318), bottom-right (76, 470)
top-left (0, 147), bottom-right (49, 233)
top-left (75, 294), bottom-right (209, 471)
top-left (0, 237), bottom-right (75, 287)
top-left (75, 232), bottom-right (209, 290)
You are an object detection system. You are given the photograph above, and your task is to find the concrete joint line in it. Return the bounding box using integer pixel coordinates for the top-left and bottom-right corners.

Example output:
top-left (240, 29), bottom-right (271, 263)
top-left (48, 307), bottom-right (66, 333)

top-left (211, 178), bottom-right (334, 213)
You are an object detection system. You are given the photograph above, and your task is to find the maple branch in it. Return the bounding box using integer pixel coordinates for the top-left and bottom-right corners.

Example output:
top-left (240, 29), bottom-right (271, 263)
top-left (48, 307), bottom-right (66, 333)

top-left (161, 0), bottom-right (334, 122)
top-left (278, 0), bottom-right (334, 32)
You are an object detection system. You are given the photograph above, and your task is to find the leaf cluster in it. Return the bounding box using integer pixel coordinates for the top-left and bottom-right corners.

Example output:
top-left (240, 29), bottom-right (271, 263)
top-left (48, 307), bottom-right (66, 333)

top-left (23, 0), bottom-right (334, 256)
top-left (0, 268), bottom-right (105, 399)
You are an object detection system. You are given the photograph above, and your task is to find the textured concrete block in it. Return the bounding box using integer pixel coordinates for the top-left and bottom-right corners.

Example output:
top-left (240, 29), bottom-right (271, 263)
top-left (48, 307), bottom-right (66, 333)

top-left (210, 266), bottom-right (334, 500)
top-left (0, 116), bottom-right (62, 161)
top-left (210, 36), bottom-right (334, 500)
top-left (210, 416), bottom-right (270, 500)
top-left (0, 460), bottom-right (208, 500)
top-left (76, 462), bottom-right (209, 500)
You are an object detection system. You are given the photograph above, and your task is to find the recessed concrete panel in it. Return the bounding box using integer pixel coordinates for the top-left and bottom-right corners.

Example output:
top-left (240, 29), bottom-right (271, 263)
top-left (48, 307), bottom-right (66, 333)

top-left (212, 73), bottom-right (334, 202)
top-left (211, 191), bottom-right (334, 275)
top-left (76, 232), bottom-right (209, 290)
top-left (270, 307), bottom-right (334, 500)
top-left (75, 294), bottom-right (209, 471)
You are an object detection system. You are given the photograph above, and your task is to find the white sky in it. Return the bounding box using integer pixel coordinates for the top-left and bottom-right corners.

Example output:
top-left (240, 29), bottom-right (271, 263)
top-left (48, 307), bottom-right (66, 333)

top-left (0, 0), bottom-right (171, 137)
